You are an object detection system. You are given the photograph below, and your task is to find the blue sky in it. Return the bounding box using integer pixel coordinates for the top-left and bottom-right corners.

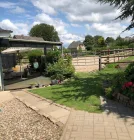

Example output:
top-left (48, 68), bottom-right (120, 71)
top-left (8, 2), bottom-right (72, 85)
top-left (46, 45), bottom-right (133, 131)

top-left (0, 0), bottom-right (133, 46)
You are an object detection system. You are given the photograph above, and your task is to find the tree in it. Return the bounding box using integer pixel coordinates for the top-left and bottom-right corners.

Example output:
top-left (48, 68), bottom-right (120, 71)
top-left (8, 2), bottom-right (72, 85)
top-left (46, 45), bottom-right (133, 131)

top-left (98, 37), bottom-right (105, 47)
top-left (105, 37), bottom-right (114, 44)
top-left (29, 23), bottom-right (60, 42)
top-left (83, 35), bottom-right (94, 50)
top-left (115, 36), bottom-right (125, 46)
top-left (94, 35), bottom-right (105, 47)
top-left (98, 0), bottom-right (134, 31)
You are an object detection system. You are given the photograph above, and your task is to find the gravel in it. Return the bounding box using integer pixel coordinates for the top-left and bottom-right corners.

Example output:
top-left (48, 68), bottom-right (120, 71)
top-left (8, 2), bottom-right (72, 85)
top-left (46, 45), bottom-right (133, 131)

top-left (0, 99), bottom-right (62, 140)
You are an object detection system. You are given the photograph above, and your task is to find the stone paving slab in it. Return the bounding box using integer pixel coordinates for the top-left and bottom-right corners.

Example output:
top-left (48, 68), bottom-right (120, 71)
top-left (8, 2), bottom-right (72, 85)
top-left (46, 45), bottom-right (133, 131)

top-left (11, 90), bottom-right (71, 126)
top-left (60, 99), bottom-right (134, 140)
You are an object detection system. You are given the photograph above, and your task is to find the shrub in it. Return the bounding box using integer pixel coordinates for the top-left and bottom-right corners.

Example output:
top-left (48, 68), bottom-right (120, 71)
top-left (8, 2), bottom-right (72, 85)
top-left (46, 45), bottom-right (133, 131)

top-left (47, 57), bottom-right (75, 79)
top-left (125, 62), bottom-right (134, 82)
top-left (122, 81), bottom-right (134, 100)
top-left (105, 87), bottom-right (113, 99)
top-left (51, 73), bottom-right (64, 81)
top-left (128, 43), bottom-right (134, 48)
top-left (46, 50), bottom-right (61, 64)
top-left (112, 71), bottom-right (126, 93)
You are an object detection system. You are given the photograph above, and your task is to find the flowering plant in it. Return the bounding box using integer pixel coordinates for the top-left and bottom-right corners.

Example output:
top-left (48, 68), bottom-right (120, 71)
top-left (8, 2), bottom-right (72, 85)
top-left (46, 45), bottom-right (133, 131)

top-left (122, 81), bottom-right (134, 100)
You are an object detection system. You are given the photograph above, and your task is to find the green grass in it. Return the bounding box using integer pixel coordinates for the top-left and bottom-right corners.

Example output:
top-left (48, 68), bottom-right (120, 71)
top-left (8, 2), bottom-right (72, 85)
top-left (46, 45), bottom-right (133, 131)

top-left (121, 56), bottom-right (134, 61)
top-left (30, 56), bottom-right (132, 113)
top-left (30, 66), bottom-right (120, 113)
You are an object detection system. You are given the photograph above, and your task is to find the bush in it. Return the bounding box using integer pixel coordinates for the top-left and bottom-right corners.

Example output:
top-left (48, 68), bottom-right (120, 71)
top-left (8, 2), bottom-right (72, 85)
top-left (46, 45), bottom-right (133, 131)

top-left (47, 57), bottom-right (75, 79)
top-left (125, 62), bottom-right (134, 82)
top-left (128, 43), bottom-right (134, 48)
top-left (51, 73), bottom-right (64, 81)
top-left (46, 50), bottom-right (61, 64)
top-left (105, 87), bottom-right (113, 99)
top-left (112, 71), bottom-right (126, 93)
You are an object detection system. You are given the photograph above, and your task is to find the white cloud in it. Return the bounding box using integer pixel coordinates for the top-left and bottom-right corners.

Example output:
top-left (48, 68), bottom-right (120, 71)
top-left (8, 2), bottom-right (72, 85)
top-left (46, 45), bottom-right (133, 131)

top-left (30, 0), bottom-right (117, 23)
top-left (71, 24), bottom-right (81, 27)
top-left (0, 2), bottom-right (16, 8)
top-left (34, 13), bottom-right (84, 45)
top-left (68, 13), bottom-right (102, 23)
top-left (91, 22), bottom-right (133, 38)
top-left (61, 33), bottom-right (84, 45)
top-left (0, 19), bottom-right (29, 35)
top-left (12, 6), bottom-right (26, 14)
top-left (85, 24), bottom-right (90, 30)
top-left (31, 0), bottom-right (56, 15)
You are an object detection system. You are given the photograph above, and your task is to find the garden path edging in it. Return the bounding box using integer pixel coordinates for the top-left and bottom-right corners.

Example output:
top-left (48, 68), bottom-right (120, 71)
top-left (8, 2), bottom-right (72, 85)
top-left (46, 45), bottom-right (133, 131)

top-left (11, 90), bottom-right (71, 128)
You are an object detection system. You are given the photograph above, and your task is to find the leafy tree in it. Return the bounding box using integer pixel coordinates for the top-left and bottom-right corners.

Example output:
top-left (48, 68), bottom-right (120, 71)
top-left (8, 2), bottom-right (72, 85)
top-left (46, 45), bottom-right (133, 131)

top-left (128, 43), bottom-right (134, 48)
top-left (29, 23), bottom-right (60, 42)
top-left (98, 0), bottom-right (134, 31)
top-left (83, 35), bottom-right (94, 50)
top-left (94, 35), bottom-right (102, 43)
top-left (115, 36), bottom-right (125, 46)
top-left (93, 35), bottom-right (105, 47)
top-left (105, 37), bottom-right (114, 44)
top-left (98, 37), bottom-right (105, 47)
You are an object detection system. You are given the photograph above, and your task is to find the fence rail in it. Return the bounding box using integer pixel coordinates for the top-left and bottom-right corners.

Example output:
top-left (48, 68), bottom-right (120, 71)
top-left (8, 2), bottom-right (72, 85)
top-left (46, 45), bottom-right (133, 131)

top-left (99, 48), bottom-right (134, 71)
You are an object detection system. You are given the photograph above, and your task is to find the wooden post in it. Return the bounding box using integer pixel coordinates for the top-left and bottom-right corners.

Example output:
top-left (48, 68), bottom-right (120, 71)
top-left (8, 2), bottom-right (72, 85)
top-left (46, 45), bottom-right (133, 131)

top-left (44, 46), bottom-right (47, 55)
top-left (0, 53), bottom-right (4, 91)
top-left (114, 49), bottom-right (115, 63)
top-left (99, 54), bottom-right (102, 71)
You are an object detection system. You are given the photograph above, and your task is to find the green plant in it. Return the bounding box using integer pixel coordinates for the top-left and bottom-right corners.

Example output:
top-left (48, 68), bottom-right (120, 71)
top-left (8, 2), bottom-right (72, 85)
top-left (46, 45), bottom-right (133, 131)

top-left (112, 71), bottom-right (126, 93)
top-left (122, 82), bottom-right (134, 100)
top-left (125, 63), bottom-right (134, 82)
top-left (47, 58), bottom-right (75, 78)
top-left (105, 87), bottom-right (113, 99)
top-left (46, 50), bottom-right (61, 64)
top-left (51, 74), bottom-right (64, 81)
top-left (28, 49), bottom-right (43, 65)
top-left (128, 43), bottom-right (134, 48)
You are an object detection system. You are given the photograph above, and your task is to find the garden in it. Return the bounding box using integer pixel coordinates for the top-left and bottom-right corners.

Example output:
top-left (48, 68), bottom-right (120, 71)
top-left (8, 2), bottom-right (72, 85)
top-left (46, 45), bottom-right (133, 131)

top-left (29, 52), bottom-right (134, 112)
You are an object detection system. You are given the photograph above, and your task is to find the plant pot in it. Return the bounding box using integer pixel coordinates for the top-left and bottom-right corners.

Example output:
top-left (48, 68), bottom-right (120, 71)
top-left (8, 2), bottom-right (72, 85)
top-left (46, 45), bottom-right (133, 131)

top-left (30, 84), bottom-right (36, 89)
top-left (51, 79), bottom-right (59, 85)
top-left (37, 84), bottom-right (42, 88)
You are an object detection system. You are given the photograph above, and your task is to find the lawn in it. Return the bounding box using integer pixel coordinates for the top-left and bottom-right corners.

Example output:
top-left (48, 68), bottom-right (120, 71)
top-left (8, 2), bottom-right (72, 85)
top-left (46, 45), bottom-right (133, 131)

top-left (30, 65), bottom-right (120, 113)
top-left (30, 56), bottom-right (133, 113)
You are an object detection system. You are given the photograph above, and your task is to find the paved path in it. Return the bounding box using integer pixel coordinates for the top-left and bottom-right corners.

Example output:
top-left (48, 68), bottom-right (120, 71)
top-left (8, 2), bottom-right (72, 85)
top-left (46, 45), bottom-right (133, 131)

top-left (11, 90), bottom-right (70, 126)
top-left (61, 99), bottom-right (134, 140)
top-left (0, 91), bottom-right (14, 103)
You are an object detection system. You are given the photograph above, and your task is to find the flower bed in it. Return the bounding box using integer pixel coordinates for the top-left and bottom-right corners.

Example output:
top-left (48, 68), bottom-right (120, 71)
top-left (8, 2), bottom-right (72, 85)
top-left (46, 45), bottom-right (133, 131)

top-left (104, 62), bottom-right (134, 108)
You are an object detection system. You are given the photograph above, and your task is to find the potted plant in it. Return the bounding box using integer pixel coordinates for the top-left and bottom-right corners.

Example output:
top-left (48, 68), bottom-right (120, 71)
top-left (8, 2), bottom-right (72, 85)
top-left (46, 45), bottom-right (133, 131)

top-left (51, 74), bottom-right (64, 85)
top-left (30, 83), bottom-right (36, 88)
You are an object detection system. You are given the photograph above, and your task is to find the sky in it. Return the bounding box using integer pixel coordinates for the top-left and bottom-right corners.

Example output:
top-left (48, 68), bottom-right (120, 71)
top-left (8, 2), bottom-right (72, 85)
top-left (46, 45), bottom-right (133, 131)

top-left (0, 0), bottom-right (133, 46)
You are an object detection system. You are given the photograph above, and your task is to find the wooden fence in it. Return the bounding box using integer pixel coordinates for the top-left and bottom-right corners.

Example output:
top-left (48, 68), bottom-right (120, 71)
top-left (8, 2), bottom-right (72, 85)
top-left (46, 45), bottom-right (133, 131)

top-left (99, 48), bottom-right (134, 70)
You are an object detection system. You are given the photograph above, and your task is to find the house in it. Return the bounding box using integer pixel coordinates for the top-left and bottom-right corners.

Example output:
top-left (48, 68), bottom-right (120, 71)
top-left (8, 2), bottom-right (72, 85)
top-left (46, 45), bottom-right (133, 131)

top-left (0, 28), bottom-right (13, 37)
top-left (68, 41), bottom-right (85, 53)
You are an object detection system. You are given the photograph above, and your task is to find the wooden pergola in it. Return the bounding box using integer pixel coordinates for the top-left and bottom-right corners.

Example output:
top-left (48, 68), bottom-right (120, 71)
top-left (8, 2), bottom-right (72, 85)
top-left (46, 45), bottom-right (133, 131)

top-left (0, 37), bottom-right (63, 91)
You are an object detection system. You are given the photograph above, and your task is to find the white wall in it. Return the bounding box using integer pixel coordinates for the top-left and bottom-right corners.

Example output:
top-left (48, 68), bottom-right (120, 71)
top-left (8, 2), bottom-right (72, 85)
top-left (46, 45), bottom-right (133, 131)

top-left (0, 32), bottom-right (11, 37)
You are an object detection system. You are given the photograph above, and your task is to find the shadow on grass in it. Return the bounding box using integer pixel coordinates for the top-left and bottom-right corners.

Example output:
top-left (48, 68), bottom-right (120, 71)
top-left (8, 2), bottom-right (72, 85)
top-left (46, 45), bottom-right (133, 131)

top-left (31, 72), bottom-right (119, 112)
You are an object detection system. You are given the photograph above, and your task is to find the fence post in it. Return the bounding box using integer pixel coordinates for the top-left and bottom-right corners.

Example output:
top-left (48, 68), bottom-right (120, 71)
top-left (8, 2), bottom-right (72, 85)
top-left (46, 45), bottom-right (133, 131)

top-left (0, 53), bottom-right (4, 91)
top-left (99, 53), bottom-right (102, 71)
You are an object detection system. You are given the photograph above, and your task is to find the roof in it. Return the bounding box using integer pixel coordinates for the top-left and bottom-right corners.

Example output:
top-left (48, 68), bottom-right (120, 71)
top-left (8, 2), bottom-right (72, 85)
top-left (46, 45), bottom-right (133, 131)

top-left (2, 47), bottom-right (36, 54)
top-left (0, 28), bottom-right (13, 33)
top-left (13, 35), bottom-right (44, 41)
top-left (0, 37), bottom-right (63, 47)
top-left (68, 41), bottom-right (83, 49)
